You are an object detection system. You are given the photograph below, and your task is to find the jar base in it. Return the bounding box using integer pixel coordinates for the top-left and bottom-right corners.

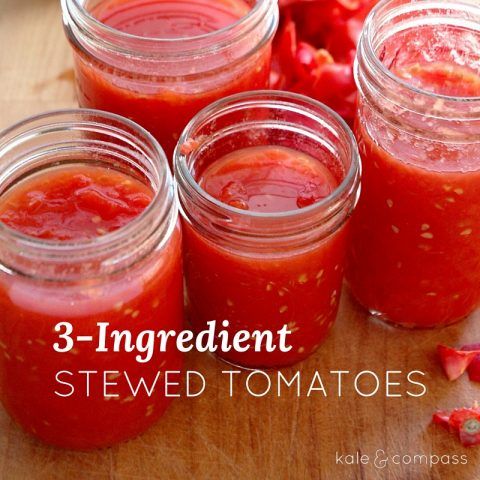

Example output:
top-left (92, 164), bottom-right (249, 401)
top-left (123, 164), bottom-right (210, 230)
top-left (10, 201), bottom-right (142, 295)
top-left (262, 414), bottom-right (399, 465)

top-left (207, 345), bottom-right (324, 371)
top-left (365, 307), bottom-right (469, 330)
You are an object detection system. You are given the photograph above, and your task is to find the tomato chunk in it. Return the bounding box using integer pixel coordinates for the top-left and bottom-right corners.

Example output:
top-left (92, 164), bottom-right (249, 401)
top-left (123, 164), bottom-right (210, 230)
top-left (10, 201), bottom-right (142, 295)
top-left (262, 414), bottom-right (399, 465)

top-left (437, 344), bottom-right (480, 381)
top-left (0, 165), bottom-right (153, 241)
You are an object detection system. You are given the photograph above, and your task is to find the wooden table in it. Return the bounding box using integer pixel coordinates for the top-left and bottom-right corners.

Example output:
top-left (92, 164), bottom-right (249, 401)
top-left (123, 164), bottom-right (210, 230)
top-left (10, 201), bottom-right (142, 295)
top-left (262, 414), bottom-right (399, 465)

top-left (1, 1), bottom-right (479, 478)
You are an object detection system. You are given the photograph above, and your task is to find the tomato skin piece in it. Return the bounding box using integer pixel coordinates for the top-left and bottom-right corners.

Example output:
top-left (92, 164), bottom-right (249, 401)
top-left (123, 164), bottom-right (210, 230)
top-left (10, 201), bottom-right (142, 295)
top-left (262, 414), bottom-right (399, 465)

top-left (437, 345), bottom-right (480, 381)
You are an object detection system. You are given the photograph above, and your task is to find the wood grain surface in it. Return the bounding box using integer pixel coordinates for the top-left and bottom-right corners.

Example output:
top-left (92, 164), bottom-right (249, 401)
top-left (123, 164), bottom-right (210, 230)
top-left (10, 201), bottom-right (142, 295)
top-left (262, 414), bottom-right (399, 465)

top-left (1, 1), bottom-right (479, 479)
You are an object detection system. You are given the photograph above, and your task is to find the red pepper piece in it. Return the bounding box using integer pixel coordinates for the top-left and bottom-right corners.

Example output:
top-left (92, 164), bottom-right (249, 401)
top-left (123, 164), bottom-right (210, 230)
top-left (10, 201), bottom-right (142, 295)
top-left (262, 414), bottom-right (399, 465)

top-left (433, 407), bottom-right (480, 447)
top-left (459, 416), bottom-right (480, 447)
top-left (450, 408), bottom-right (480, 447)
top-left (461, 344), bottom-right (480, 383)
top-left (437, 344), bottom-right (480, 381)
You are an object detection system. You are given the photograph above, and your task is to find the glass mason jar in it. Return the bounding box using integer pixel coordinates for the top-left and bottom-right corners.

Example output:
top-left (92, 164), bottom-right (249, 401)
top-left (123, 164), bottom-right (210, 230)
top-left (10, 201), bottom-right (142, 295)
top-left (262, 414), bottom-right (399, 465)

top-left (175, 91), bottom-right (361, 369)
top-left (0, 110), bottom-right (183, 449)
top-left (347, 0), bottom-right (480, 328)
top-left (61, 0), bottom-right (279, 159)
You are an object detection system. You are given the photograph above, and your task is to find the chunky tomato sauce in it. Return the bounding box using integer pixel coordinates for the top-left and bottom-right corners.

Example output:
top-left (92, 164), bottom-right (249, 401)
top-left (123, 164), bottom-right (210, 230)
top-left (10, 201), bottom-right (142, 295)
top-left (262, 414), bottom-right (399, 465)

top-left (0, 165), bottom-right (183, 448)
top-left (347, 63), bottom-right (480, 328)
top-left (0, 166), bottom-right (152, 240)
top-left (184, 146), bottom-right (348, 368)
top-left (71, 0), bottom-right (271, 158)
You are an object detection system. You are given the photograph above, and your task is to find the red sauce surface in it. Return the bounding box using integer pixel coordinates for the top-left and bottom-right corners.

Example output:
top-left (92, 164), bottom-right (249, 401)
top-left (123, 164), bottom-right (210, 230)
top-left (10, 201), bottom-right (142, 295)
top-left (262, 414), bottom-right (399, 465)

top-left (92, 0), bottom-right (250, 38)
top-left (0, 165), bottom-right (183, 448)
top-left (198, 146), bottom-right (337, 212)
top-left (184, 145), bottom-right (347, 368)
top-left (72, 0), bottom-right (271, 159)
top-left (347, 62), bottom-right (480, 328)
top-left (0, 165), bottom-right (152, 240)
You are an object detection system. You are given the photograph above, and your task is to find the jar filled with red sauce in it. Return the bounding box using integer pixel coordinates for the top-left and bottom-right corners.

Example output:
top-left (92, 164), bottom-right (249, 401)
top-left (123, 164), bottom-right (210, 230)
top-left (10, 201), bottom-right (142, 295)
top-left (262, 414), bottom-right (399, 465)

top-left (175, 91), bottom-right (361, 368)
top-left (0, 110), bottom-right (183, 449)
top-left (347, 0), bottom-right (480, 328)
top-left (61, 0), bottom-right (278, 159)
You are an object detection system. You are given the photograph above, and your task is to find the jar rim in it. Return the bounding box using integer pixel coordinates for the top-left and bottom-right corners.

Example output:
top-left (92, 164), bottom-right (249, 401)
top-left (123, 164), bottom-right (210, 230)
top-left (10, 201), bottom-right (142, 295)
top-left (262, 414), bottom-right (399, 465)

top-left (360, 0), bottom-right (480, 104)
top-left (0, 109), bottom-right (176, 278)
top-left (67, 0), bottom-right (264, 43)
top-left (174, 90), bottom-right (360, 221)
top-left (62, 0), bottom-right (278, 59)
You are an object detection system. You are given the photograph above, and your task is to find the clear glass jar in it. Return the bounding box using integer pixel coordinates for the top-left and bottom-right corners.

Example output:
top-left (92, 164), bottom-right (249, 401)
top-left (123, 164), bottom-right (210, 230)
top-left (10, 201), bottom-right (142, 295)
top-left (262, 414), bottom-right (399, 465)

top-left (0, 110), bottom-right (183, 449)
top-left (175, 91), bottom-right (361, 369)
top-left (61, 0), bottom-right (279, 159)
top-left (347, 0), bottom-right (480, 328)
